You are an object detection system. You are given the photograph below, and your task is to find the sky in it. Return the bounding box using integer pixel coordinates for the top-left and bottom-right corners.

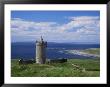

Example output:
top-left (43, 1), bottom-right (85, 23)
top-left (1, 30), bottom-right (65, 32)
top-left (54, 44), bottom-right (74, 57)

top-left (11, 11), bottom-right (100, 43)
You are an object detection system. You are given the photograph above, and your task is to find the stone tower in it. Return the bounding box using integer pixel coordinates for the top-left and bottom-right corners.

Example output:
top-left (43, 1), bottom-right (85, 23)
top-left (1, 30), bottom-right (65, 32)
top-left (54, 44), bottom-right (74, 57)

top-left (36, 36), bottom-right (47, 64)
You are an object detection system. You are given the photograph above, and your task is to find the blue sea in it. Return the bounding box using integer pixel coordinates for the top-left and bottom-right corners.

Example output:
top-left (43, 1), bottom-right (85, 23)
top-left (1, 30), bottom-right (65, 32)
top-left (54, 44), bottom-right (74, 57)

top-left (11, 42), bottom-right (100, 59)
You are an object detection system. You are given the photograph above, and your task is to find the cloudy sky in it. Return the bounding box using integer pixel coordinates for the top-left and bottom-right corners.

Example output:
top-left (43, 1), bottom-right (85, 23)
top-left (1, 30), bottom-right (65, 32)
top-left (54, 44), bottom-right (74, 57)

top-left (11, 11), bottom-right (100, 43)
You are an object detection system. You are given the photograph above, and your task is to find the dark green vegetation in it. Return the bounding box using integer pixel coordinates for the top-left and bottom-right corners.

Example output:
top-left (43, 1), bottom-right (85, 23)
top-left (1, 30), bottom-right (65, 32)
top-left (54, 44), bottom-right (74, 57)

top-left (11, 58), bottom-right (100, 77)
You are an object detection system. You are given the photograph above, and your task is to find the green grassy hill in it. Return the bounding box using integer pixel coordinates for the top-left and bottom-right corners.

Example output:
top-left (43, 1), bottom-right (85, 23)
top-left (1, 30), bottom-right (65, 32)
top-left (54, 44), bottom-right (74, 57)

top-left (11, 58), bottom-right (100, 77)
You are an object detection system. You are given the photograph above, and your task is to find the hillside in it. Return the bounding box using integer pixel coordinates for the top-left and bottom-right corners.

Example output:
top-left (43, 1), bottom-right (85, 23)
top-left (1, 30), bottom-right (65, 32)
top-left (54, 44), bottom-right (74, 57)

top-left (11, 58), bottom-right (100, 77)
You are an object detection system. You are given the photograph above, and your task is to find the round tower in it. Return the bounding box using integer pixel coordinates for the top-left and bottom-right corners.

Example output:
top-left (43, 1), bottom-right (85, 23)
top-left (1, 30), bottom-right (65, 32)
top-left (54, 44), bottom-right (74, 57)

top-left (36, 36), bottom-right (47, 64)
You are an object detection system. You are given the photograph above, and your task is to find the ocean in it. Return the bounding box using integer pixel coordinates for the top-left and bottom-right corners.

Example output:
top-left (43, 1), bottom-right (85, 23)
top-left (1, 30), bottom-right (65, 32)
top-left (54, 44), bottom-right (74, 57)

top-left (11, 42), bottom-right (100, 59)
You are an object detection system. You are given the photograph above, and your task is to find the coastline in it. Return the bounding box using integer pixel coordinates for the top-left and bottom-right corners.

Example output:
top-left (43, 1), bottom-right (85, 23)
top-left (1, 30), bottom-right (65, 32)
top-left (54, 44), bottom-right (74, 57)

top-left (59, 48), bottom-right (100, 58)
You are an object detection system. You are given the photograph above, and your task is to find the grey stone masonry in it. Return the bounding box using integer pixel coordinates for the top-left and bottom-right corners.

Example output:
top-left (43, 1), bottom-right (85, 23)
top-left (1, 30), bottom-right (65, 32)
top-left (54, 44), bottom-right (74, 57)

top-left (36, 36), bottom-right (47, 64)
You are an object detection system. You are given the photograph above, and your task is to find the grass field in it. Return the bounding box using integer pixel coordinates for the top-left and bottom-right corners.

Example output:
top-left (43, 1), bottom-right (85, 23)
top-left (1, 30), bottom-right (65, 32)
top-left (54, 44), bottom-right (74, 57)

top-left (11, 58), bottom-right (100, 77)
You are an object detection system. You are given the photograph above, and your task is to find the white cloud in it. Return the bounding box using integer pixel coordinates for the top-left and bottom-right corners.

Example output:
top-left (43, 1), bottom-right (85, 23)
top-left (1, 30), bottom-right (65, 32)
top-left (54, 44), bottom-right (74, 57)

top-left (60, 16), bottom-right (99, 31)
top-left (11, 16), bottom-right (100, 43)
top-left (69, 16), bottom-right (99, 20)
